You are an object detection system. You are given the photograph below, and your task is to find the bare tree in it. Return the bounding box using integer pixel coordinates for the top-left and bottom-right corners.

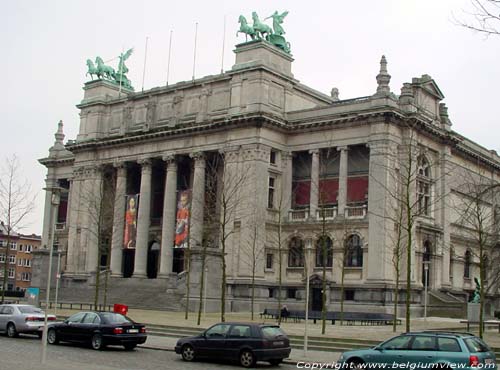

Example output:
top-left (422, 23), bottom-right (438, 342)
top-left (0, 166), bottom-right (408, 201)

top-left (452, 173), bottom-right (500, 338)
top-left (453, 0), bottom-right (500, 37)
top-left (77, 166), bottom-right (115, 310)
top-left (0, 155), bottom-right (36, 303)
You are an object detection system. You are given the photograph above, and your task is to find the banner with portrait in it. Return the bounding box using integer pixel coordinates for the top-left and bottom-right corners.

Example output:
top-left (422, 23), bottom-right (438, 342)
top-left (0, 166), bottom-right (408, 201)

top-left (123, 194), bottom-right (139, 249)
top-left (174, 190), bottom-right (191, 248)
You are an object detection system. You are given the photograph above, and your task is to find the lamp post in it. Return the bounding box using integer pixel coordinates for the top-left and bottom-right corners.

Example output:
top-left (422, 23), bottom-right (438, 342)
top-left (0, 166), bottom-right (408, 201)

top-left (423, 261), bottom-right (430, 320)
top-left (41, 186), bottom-right (61, 364)
top-left (203, 265), bottom-right (208, 315)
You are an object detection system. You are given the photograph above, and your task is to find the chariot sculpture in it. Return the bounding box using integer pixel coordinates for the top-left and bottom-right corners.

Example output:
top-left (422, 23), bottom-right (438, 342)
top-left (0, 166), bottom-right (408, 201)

top-left (237, 10), bottom-right (291, 54)
top-left (85, 48), bottom-right (134, 90)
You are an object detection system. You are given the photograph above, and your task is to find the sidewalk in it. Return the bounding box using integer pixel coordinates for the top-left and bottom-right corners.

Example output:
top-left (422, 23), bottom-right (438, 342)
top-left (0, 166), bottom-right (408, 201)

top-left (142, 335), bottom-right (340, 365)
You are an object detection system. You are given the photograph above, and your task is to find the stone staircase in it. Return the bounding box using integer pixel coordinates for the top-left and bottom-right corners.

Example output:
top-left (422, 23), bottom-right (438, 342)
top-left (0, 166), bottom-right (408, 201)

top-left (428, 290), bottom-right (466, 318)
top-left (56, 277), bottom-right (184, 311)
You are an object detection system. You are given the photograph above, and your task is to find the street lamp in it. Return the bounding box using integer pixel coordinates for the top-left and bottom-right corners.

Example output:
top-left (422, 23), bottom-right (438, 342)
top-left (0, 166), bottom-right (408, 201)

top-left (41, 186), bottom-right (61, 364)
top-left (304, 242), bottom-right (311, 357)
top-left (203, 265), bottom-right (208, 315)
top-left (423, 261), bottom-right (430, 320)
top-left (54, 250), bottom-right (62, 317)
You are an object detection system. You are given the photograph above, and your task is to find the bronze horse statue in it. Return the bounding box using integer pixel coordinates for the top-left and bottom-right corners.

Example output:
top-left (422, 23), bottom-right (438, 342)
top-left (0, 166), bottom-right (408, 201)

top-left (236, 15), bottom-right (256, 41)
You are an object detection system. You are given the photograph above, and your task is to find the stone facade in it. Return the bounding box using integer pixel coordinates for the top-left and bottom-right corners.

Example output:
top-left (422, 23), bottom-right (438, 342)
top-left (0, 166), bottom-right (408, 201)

top-left (36, 40), bottom-right (500, 315)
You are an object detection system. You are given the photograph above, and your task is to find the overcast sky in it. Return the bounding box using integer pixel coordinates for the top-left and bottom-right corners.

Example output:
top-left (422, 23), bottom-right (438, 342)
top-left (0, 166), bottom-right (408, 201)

top-left (2, 0), bottom-right (499, 234)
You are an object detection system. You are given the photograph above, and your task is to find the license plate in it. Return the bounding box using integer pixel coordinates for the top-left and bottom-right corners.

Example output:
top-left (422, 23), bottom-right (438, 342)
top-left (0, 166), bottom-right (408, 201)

top-left (273, 341), bottom-right (284, 346)
top-left (485, 359), bottom-right (493, 364)
top-left (128, 329), bottom-right (138, 333)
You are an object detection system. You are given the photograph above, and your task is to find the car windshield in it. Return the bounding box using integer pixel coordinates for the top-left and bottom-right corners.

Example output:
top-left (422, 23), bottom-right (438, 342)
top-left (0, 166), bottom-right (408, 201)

top-left (100, 313), bottom-right (133, 324)
top-left (464, 337), bottom-right (491, 353)
top-left (261, 326), bottom-right (286, 339)
top-left (18, 306), bottom-right (42, 314)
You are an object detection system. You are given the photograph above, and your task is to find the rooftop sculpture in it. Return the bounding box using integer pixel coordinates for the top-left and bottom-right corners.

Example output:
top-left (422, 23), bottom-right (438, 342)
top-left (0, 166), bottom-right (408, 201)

top-left (85, 48), bottom-right (134, 90)
top-left (237, 11), bottom-right (291, 54)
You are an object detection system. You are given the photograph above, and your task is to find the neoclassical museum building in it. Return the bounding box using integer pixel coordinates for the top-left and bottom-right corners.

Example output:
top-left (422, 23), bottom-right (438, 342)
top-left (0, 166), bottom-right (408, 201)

top-left (36, 38), bottom-right (500, 315)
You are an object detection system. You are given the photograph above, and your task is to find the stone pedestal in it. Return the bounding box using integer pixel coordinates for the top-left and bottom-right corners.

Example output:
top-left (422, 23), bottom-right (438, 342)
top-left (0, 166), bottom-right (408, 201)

top-left (467, 303), bottom-right (481, 322)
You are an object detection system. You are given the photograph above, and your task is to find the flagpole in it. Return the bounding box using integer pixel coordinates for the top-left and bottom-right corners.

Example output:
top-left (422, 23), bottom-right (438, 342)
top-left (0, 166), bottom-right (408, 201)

top-left (192, 22), bottom-right (198, 81)
top-left (142, 37), bottom-right (149, 92)
top-left (221, 15), bottom-right (226, 74)
top-left (118, 46), bottom-right (124, 98)
top-left (166, 30), bottom-right (173, 86)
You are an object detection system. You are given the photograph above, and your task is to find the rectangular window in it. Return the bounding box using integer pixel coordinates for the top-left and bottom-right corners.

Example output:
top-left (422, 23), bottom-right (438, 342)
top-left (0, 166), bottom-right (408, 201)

top-left (345, 290), bottom-right (355, 301)
top-left (8, 255), bottom-right (16, 264)
top-left (10, 242), bottom-right (17, 250)
top-left (25, 259), bottom-right (31, 267)
top-left (18, 259), bottom-right (23, 266)
top-left (266, 253), bottom-right (273, 269)
top-left (268, 177), bottom-right (275, 209)
top-left (26, 245), bottom-right (32, 253)
top-left (0, 254), bottom-right (5, 263)
top-left (7, 283), bottom-right (13, 291)
top-left (8, 268), bottom-right (15, 278)
top-left (18, 244), bottom-right (23, 252)
top-left (287, 288), bottom-right (297, 299)
top-left (270, 150), bottom-right (277, 165)
top-left (268, 288), bottom-right (274, 298)
top-left (0, 240), bottom-right (6, 247)
top-left (21, 272), bottom-right (31, 281)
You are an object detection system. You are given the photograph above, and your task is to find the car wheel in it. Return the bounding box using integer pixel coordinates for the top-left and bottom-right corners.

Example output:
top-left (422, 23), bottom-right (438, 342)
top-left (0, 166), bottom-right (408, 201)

top-left (347, 358), bottom-right (365, 369)
top-left (123, 343), bottom-right (137, 351)
top-left (269, 358), bottom-right (283, 366)
top-left (91, 333), bottom-right (105, 350)
top-left (181, 344), bottom-right (195, 362)
top-left (6, 323), bottom-right (18, 338)
top-left (47, 328), bottom-right (59, 344)
top-left (240, 350), bottom-right (256, 368)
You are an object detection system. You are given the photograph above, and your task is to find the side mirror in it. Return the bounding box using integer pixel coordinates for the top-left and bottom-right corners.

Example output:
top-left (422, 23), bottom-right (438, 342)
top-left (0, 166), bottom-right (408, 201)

top-left (374, 346), bottom-right (384, 351)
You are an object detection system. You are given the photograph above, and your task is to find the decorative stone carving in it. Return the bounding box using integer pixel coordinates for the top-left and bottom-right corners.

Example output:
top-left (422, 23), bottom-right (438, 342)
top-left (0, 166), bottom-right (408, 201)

top-left (375, 55), bottom-right (391, 96)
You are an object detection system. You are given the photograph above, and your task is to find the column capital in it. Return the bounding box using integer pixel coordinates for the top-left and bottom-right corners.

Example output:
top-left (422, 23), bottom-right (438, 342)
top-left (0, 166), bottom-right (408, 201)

top-left (163, 153), bottom-right (178, 171)
top-left (190, 152), bottom-right (206, 167)
top-left (113, 160), bottom-right (127, 170)
top-left (309, 148), bottom-right (320, 155)
top-left (281, 150), bottom-right (294, 160)
top-left (337, 145), bottom-right (349, 152)
top-left (137, 158), bottom-right (152, 168)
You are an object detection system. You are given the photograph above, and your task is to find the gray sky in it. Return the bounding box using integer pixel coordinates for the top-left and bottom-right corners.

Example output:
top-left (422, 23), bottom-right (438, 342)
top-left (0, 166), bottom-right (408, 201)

top-left (2, 0), bottom-right (499, 234)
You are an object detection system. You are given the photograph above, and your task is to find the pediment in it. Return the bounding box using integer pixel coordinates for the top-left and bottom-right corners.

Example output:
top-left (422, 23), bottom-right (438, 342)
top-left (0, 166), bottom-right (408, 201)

top-left (412, 74), bottom-right (445, 100)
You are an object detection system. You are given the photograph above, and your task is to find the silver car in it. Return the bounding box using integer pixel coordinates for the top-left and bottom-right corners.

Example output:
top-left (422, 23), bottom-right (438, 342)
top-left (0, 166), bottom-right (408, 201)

top-left (0, 304), bottom-right (56, 338)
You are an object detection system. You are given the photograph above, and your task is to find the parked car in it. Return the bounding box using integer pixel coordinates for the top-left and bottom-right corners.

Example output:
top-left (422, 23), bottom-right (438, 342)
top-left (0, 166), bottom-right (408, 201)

top-left (175, 322), bottom-right (291, 368)
top-left (0, 304), bottom-right (56, 338)
top-left (47, 311), bottom-right (147, 350)
top-left (338, 331), bottom-right (497, 370)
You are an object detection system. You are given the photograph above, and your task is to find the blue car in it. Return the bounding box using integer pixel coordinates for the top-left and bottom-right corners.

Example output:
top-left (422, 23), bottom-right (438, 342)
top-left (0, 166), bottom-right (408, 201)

top-left (338, 331), bottom-right (497, 369)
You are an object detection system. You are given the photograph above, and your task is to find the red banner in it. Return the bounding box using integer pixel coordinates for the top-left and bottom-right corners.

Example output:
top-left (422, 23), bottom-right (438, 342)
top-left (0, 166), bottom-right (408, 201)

top-left (174, 190), bottom-right (191, 248)
top-left (123, 194), bottom-right (139, 249)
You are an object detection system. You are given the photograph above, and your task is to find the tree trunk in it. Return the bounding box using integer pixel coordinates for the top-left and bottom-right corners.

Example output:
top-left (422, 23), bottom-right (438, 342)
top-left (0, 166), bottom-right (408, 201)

top-left (197, 247), bottom-right (206, 326)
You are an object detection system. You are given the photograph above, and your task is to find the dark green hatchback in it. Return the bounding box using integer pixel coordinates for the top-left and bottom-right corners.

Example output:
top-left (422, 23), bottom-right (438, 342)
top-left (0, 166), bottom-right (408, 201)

top-left (338, 331), bottom-right (497, 370)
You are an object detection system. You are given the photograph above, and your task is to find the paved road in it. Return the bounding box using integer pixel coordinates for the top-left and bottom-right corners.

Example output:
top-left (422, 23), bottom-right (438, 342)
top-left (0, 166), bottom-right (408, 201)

top-left (0, 335), bottom-right (297, 370)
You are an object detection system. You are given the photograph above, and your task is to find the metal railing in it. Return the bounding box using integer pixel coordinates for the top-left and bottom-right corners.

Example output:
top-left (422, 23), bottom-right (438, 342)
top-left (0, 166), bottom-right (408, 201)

top-left (40, 301), bottom-right (113, 312)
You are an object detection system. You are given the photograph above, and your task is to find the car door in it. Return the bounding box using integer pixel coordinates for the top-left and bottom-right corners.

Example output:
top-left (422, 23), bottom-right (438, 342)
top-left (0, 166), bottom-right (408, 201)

top-left (0, 306), bottom-right (6, 331)
top-left (196, 323), bottom-right (231, 358)
top-left (1, 306), bottom-right (15, 332)
top-left (59, 312), bottom-right (86, 342)
top-left (406, 335), bottom-right (437, 366)
top-left (435, 336), bottom-right (467, 367)
top-left (367, 335), bottom-right (413, 365)
top-left (78, 313), bottom-right (100, 343)
top-left (225, 324), bottom-right (254, 361)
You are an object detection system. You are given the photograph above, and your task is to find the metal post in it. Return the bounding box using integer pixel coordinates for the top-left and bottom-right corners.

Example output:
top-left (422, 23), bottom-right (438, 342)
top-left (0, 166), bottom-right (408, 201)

top-left (304, 243), bottom-right (311, 356)
top-left (424, 261), bottom-right (429, 320)
top-left (54, 251), bottom-right (61, 317)
top-left (41, 188), bottom-right (60, 364)
top-left (203, 265), bottom-right (208, 315)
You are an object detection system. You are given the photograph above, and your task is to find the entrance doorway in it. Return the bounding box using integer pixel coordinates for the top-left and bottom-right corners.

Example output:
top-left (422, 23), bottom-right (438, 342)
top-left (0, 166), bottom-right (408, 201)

top-left (122, 249), bottom-right (135, 278)
top-left (147, 242), bottom-right (160, 279)
top-left (312, 288), bottom-right (323, 311)
top-left (173, 249), bottom-right (185, 273)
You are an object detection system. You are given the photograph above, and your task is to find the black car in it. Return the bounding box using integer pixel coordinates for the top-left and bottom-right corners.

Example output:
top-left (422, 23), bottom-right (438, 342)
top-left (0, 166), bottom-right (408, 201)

top-left (47, 311), bottom-right (147, 350)
top-left (175, 322), bottom-right (291, 368)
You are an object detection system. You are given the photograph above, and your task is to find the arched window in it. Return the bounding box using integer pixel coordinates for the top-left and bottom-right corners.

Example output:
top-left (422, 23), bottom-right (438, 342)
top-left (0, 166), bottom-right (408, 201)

top-left (464, 250), bottom-right (471, 278)
top-left (316, 236), bottom-right (333, 267)
top-left (288, 237), bottom-right (304, 267)
top-left (422, 241), bottom-right (431, 287)
top-left (417, 155), bottom-right (431, 216)
top-left (345, 234), bottom-right (363, 267)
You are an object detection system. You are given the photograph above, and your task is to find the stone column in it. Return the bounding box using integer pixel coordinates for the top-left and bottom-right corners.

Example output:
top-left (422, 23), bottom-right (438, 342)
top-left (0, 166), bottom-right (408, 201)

top-left (309, 149), bottom-right (320, 219)
top-left (440, 146), bottom-right (452, 288)
top-left (110, 162), bottom-right (127, 277)
top-left (189, 152), bottom-right (206, 249)
top-left (282, 151), bottom-right (293, 212)
top-left (85, 166), bottom-right (103, 274)
top-left (66, 168), bottom-right (83, 274)
top-left (159, 154), bottom-right (177, 277)
top-left (41, 178), bottom-right (56, 249)
top-left (133, 159), bottom-right (152, 278)
top-left (338, 146), bottom-right (349, 216)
